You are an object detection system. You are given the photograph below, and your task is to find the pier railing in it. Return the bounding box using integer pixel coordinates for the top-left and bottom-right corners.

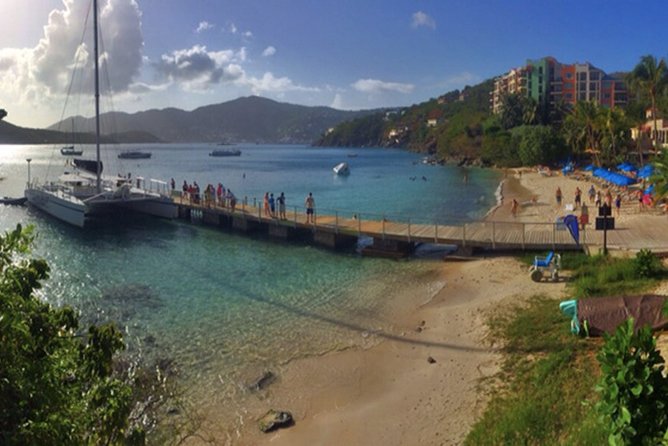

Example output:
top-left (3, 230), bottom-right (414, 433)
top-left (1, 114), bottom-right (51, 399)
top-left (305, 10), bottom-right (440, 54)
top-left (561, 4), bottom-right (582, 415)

top-left (174, 192), bottom-right (589, 250)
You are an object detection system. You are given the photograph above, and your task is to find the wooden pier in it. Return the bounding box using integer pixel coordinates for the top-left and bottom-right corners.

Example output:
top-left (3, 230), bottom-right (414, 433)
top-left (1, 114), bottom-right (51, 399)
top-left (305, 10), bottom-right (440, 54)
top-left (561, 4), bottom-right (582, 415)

top-left (171, 195), bottom-right (625, 257)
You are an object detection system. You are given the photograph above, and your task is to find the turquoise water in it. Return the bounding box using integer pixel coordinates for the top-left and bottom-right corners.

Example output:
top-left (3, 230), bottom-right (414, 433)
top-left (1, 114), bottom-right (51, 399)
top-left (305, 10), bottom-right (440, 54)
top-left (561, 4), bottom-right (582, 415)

top-left (0, 143), bottom-right (500, 430)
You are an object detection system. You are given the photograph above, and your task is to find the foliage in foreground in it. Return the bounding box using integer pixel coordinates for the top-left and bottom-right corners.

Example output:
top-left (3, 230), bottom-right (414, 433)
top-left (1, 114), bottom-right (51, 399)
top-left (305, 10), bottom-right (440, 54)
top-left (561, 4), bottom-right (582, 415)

top-left (0, 225), bottom-right (140, 444)
top-left (597, 319), bottom-right (668, 445)
top-left (466, 251), bottom-right (667, 445)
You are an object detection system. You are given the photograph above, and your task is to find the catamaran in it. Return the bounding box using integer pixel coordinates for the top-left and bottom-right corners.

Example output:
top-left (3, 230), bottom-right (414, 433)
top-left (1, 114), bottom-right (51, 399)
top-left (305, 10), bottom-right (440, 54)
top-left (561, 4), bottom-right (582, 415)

top-left (25, 0), bottom-right (176, 227)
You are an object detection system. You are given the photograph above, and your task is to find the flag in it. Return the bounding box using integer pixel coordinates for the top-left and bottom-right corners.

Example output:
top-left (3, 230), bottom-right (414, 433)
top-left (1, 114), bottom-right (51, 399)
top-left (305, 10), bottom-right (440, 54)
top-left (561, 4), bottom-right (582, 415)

top-left (563, 214), bottom-right (579, 245)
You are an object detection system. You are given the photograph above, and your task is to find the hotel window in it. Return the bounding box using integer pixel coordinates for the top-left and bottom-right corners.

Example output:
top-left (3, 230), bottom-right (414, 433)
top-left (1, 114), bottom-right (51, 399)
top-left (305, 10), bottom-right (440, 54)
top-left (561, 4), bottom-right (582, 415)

top-left (590, 82), bottom-right (598, 90)
top-left (565, 72), bottom-right (573, 79)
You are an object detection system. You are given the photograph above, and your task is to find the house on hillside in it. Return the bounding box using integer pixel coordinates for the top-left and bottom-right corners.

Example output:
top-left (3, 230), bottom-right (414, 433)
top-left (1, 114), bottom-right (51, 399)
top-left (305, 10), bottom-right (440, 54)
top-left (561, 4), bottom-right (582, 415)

top-left (426, 110), bottom-right (442, 127)
top-left (631, 108), bottom-right (668, 151)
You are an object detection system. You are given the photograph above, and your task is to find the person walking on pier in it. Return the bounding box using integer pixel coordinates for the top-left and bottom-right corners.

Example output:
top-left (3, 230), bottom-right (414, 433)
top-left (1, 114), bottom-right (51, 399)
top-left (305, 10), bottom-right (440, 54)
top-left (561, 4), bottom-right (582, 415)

top-left (269, 193), bottom-right (276, 218)
top-left (263, 192), bottom-right (270, 217)
top-left (278, 192), bottom-right (286, 220)
top-left (305, 192), bottom-right (315, 224)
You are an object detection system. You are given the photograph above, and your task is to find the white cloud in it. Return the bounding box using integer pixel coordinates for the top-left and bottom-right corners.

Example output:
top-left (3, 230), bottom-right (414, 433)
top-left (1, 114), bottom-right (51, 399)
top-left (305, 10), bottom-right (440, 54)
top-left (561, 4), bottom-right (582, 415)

top-left (245, 72), bottom-right (320, 94)
top-left (243, 31), bottom-right (253, 38)
top-left (262, 46), bottom-right (276, 57)
top-left (155, 44), bottom-right (246, 90)
top-left (411, 11), bottom-right (436, 29)
top-left (330, 93), bottom-right (344, 109)
top-left (439, 72), bottom-right (481, 89)
top-left (228, 23), bottom-right (238, 34)
top-left (195, 21), bottom-right (214, 33)
top-left (352, 78), bottom-right (414, 94)
top-left (0, 0), bottom-right (144, 124)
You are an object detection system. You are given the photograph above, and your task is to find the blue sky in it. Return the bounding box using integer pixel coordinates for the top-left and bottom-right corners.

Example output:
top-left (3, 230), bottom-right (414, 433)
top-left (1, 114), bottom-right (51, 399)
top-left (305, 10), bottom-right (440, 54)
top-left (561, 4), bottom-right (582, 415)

top-left (1, 0), bottom-right (667, 128)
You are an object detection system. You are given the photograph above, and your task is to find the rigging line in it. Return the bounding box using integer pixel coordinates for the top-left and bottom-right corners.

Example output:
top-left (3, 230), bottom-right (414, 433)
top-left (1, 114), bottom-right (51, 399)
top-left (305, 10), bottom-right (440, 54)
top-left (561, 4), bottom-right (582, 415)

top-left (97, 27), bottom-right (118, 171)
top-left (44, 0), bottom-right (93, 182)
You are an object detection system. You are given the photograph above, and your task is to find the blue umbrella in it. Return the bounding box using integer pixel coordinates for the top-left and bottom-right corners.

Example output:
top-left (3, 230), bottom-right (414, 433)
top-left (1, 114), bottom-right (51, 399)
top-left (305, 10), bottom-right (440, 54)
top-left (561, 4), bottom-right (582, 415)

top-left (617, 162), bottom-right (637, 172)
top-left (645, 184), bottom-right (655, 195)
top-left (637, 165), bottom-right (654, 179)
top-left (584, 164), bottom-right (595, 171)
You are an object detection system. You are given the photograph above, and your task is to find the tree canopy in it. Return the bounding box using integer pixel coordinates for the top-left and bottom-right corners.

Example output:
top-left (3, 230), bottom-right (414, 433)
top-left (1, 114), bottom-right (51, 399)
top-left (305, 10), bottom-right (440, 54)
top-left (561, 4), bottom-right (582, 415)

top-left (0, 225), bottom-right (142, 445)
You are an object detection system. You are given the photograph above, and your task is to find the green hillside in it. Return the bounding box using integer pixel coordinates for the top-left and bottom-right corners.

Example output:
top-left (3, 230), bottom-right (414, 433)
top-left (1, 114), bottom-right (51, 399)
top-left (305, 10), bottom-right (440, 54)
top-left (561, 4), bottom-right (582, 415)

top-left (315, 79), bottom-right (495, 162)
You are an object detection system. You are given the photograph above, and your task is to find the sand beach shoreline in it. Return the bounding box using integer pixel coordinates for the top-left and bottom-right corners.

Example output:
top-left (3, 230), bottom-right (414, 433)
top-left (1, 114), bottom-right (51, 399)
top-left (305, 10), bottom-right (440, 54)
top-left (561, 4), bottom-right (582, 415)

top-left (199, 166), bottom-right (665, 445)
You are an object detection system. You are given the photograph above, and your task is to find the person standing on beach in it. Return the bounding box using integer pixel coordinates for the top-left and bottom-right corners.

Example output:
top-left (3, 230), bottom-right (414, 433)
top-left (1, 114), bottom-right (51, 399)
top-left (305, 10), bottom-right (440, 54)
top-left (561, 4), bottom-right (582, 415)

top-left (556, 187), bottom-right (562, 207)
top-left (580, 203), bottom-right (589, 229)
top-left (595, 190), bottom-right (602, 208)
top-left (574, 187), bottom-right (582, 209)
top-left (511, 198), bottom-right (519, 217)
top-left (588, 185), bottom-right (596, 203)
top-left (305, 192), bottom-right (315, 223)
top-left (614, 194), bottom-right (622, 216)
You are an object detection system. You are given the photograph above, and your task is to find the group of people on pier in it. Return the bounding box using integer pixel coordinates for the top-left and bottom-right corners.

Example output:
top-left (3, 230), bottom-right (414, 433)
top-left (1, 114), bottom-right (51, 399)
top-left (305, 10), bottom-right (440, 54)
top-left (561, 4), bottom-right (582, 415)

top-left (172, 178), bottom-right (317, 223)
top-left (177, 179), bottom-right (237, 211)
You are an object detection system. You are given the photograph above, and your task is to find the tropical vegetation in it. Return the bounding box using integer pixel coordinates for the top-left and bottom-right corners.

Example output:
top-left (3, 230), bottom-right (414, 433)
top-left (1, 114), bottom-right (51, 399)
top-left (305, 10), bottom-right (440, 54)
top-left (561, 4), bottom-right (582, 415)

top-left (318, 54), bottom-right (668, 173)
top-left (0, 225), bottom-right (181, 445)
top-left (466, 251), bottom-right (668, 445)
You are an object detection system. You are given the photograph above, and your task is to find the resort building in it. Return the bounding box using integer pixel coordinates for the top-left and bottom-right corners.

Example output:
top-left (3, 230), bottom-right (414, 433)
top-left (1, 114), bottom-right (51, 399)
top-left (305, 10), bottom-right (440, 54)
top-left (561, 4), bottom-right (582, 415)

top-left (631, 109), bottom-right (668, 151)
top-left (491, 56), bottom-right (627, 115)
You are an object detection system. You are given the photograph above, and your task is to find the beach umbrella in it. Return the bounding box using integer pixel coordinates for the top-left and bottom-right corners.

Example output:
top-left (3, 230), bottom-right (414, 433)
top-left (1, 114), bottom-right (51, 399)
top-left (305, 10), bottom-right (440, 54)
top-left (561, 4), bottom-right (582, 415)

top-left (645, 184), bottom-right (655, 195)
top-left (617, 162), bottom-right (637, 172)
top-left (637, 164), bottom-right (654, 179)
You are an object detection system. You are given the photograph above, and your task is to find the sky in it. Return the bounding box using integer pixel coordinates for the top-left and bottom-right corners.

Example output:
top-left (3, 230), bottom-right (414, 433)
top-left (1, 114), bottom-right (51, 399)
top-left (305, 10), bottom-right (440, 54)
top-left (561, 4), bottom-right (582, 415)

top-left (1, 0), bottom-right (667, 128)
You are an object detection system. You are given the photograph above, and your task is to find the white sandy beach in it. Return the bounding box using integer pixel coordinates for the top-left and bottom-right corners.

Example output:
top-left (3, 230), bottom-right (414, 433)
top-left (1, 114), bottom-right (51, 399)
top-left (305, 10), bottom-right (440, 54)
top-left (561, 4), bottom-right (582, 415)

top-left (189, 167), bottom-right (667, 446)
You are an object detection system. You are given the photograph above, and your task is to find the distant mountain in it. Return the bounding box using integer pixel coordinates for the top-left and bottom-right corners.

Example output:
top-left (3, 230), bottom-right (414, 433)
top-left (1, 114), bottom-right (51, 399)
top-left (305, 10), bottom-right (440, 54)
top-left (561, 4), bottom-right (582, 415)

top-left (48, 96), bottom-right (379, 144)
top-left (0, 119), bottom-right (160, 145)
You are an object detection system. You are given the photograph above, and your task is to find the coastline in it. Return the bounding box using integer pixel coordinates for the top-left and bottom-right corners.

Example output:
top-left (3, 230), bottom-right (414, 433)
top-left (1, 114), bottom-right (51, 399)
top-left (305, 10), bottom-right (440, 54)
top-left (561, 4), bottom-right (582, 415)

top-left (208, 169), bottom-right (560, 445)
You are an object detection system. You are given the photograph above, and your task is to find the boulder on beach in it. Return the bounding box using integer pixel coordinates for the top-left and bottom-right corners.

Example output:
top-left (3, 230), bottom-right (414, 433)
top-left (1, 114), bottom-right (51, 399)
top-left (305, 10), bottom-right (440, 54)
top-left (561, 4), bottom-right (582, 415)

top-left (258, 409), bottom-right (293, 433)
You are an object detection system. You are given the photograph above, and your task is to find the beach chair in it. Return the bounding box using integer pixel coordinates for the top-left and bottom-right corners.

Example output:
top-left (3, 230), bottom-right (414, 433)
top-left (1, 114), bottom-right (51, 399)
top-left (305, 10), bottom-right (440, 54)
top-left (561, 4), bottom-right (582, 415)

top-left (529, 251), bottom-right (561, 282)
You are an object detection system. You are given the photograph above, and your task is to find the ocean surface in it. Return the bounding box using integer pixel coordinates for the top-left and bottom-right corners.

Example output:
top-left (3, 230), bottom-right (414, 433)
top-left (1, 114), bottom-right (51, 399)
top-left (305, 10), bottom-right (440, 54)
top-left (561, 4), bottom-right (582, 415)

top-left (0, 143), bottom-right (501, 432)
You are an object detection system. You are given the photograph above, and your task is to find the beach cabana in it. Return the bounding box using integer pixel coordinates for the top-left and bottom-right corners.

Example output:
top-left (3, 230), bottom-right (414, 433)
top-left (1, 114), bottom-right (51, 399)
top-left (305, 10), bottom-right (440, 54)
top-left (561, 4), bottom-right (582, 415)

top-left (560, 295), bottom-right (668, 336)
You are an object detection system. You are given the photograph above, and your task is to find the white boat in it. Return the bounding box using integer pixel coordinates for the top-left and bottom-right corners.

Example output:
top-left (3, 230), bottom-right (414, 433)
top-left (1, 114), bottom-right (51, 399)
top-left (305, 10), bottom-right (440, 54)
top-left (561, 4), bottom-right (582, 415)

top-left (333, 162), bottom-right (350, 176)
top-left (25, 0), bottom-right (176, 227)
top-left (61, 146), bottom-right (83, 156)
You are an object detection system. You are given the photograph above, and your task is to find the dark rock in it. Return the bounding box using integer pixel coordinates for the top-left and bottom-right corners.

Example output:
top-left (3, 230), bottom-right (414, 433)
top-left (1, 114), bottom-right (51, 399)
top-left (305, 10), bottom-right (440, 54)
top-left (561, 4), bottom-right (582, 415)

top-left (427, 356), bottom-right (436, 364)
top-left (415, 326), bottom-right (423, 333)
top-left (258, 409), bottom-right (293, 433)
top-left (167, 407), bottom-right (180, 416)
top-left (247, 370), bottom-right (276, 392)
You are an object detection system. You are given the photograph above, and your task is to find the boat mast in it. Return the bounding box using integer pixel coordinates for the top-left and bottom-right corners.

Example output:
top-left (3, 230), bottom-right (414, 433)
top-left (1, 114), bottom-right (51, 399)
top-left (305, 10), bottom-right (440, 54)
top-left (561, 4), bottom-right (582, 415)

top-left (93, 0), bottom-right (101, 193)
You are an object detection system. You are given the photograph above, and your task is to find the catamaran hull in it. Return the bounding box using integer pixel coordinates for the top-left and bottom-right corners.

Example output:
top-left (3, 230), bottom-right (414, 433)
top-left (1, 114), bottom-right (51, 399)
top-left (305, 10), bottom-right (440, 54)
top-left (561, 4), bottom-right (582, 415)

top-left (117, 197), bottom-right (178, 219)
top-left (25, 188), bottom-right (86, 227)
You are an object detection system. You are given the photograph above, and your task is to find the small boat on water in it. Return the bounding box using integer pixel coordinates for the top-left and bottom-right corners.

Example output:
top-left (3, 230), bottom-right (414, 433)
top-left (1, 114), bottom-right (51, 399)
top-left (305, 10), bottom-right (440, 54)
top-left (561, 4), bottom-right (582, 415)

top-left (61, 146), bottom-right (83, 156)
top-left (118, 150), bottom-right (151, 159)
top-left (209, 149), bottom-right (242, 157)
top-left (333, 162), bottom-right (350, 176)
top-left (0, 196), bottom-right (27, 206)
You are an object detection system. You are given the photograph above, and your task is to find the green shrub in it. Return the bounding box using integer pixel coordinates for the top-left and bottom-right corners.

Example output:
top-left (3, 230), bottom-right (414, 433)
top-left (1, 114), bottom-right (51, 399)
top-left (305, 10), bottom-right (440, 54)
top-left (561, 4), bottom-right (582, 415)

top-left (596, 318), bottom-right (668, 445)
top-left (633, 249), bottom-right (664, 279)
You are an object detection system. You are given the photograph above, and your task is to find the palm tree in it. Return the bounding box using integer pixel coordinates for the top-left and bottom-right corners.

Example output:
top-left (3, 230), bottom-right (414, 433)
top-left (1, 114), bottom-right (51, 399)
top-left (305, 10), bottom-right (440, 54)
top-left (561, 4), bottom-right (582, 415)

top-left (565, 101), bottom-right (603, 165)
top-left (627, 55), bottom-right (668, 161)
top-left (650, 150), bottom-right (668, 205)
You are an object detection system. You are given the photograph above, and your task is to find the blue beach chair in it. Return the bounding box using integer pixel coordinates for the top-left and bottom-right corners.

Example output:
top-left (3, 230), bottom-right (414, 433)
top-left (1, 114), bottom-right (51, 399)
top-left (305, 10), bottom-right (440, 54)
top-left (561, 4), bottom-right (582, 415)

top-left (529, 251), bottom-right (561, 282)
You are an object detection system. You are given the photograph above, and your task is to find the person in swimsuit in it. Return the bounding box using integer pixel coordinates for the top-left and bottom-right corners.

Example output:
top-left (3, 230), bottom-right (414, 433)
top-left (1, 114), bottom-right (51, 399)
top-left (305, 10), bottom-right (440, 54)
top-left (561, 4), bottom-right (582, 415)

top-left (305, 192), bottom-right (315, 223)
